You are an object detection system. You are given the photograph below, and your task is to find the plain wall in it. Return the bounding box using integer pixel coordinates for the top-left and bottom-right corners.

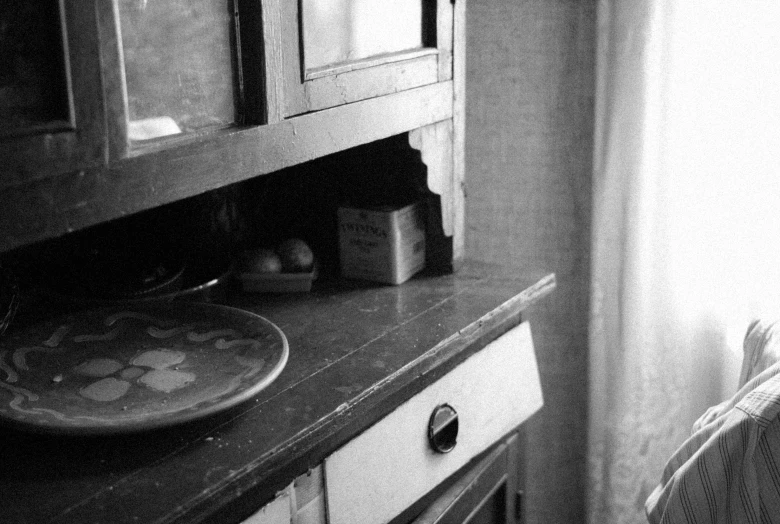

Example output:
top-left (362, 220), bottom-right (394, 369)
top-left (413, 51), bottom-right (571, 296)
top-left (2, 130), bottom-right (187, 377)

top-left (465, 2), bottom-right (596, 522)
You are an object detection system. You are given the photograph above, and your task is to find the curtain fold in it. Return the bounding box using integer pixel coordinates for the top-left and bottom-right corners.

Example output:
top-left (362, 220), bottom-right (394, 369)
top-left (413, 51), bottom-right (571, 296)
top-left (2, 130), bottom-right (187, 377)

top-left (588, 2), bottom-right (780, 523)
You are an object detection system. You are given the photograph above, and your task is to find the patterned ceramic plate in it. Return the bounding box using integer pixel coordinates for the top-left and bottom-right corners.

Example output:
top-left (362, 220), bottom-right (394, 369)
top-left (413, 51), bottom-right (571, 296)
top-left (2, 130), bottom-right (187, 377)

top-left (0, 303), bottom-right (288, 434)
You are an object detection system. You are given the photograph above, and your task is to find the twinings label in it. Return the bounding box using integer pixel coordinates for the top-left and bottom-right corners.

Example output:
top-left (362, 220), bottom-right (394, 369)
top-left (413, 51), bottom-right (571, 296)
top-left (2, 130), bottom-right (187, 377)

top-left (338, 202), bottom-right (426, 285)
top-left (339, 222), bottom-right (389, 239)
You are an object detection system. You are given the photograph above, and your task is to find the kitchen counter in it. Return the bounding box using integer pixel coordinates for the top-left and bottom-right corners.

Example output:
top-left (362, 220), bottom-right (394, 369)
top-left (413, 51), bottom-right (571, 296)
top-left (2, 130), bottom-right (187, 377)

top-left (0, 262), bottom-right (554, 524)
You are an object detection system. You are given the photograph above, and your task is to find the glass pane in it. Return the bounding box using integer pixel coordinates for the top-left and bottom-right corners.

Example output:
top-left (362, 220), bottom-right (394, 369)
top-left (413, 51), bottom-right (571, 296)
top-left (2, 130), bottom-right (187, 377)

top-left (119, 0), bottom-right (239, 142)
top-left (302, 0), bottom-right (423, 70)
top-left (0, 0), bottom-right (68, 134)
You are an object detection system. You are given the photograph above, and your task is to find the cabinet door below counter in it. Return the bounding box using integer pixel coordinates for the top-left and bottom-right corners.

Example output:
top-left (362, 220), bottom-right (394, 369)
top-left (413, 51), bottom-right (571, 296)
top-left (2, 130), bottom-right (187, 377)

top-left (410, 434), bottom-right (523, 524)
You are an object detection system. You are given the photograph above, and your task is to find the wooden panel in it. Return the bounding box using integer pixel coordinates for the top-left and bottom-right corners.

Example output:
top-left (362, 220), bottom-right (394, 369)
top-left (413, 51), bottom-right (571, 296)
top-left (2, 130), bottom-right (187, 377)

top-left (280, 0), bottom-right (306, 116)
top-left (303, 54), bottom-right (439, 113)
top-left (324, 322), bottom-right (543, 524)
top-left (260, 0), bottom-right (284, 124)
top-left (294, 466), bottom-right (327, 524)
top-left (96, 0), bottom-right (130, 161)
top-left (241, 467), bottom-right (327, 524)
top-left (233, 0), bottom-right (284, 126)
top-left (436, 0), bottom-right (454, 81)
top-left (240, 490), bottom-right (291, 524)
top-left (409, 120), bottom-right (454, 236)
top-left (451, 0), bottom-right (466, 263)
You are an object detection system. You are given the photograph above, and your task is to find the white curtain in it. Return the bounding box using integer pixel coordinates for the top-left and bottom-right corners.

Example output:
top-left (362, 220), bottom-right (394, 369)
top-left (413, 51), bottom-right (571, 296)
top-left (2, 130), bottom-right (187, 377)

top-left (588, 2), bottom-right (780, 523)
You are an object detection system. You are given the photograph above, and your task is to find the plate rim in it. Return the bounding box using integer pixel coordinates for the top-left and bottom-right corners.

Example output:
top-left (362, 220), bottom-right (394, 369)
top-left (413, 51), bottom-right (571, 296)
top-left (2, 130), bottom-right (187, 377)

top-left (0, 302), bottom-right (289, 435)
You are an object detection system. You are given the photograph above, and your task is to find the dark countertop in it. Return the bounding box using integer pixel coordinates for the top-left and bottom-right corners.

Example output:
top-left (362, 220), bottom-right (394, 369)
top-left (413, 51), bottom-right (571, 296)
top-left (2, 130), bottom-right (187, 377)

top-left (0, 262), bottom-right (554, 524)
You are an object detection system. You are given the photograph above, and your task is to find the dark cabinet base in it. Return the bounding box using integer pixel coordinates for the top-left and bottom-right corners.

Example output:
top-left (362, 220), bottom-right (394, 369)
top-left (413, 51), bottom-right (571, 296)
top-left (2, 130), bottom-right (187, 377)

top-left (396, 431), bottom-right (523, 524)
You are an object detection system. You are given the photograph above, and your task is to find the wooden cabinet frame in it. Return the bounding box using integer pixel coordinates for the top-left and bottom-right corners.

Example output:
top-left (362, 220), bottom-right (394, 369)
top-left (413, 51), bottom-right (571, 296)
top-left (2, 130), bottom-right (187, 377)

top-left (0, 0), bottom-right (107, 190)
top-left (93, 0), bottom-right (455, 154)
top-left (276, 0), bottom-right (454, 117)
top-left (0, 0), bottom-right (466, 267)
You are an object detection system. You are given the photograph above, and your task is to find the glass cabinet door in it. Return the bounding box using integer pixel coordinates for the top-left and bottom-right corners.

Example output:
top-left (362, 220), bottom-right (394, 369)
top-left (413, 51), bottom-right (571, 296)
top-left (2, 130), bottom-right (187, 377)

top-left (301, 0), bottom-right (424, 71)
top-left (0, 0), bottom-right (107, 184)
top-left (279, 0), bottom-right (453, 117)
top-left (116, 0), bottom-right (243, 146)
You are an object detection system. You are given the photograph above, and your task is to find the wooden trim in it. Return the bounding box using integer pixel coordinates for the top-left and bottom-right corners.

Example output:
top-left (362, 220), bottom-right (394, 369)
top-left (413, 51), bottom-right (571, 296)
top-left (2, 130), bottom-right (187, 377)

top-left (59, 0), bottom-right (75, 128)
top-left (236, 0), bottom-right (264, 125)
top-left (303, 54), bottom-right (439, 113)
top-left (236, 0), bottom-right (283, 125)
top-left (62, 0), bottom-right (106, 164)
top-left (260, 0), bottom-right (284, 124)
top-left (281, 0), bottom-right (307, 117)
top-left (0, 82), bottom-right (454, 253)
top-left (304, 48), bottom-right (438, 80)
top-left (0, 120), bottom-right (72, 138)
top-left (409, 120), bottom-right (455, 236)
top-left (451, 0), bottom-right (466, 262)
top-left (437, 0), bottom-right (454, 81)
top-left (96, 0), bottom-right (130, 160)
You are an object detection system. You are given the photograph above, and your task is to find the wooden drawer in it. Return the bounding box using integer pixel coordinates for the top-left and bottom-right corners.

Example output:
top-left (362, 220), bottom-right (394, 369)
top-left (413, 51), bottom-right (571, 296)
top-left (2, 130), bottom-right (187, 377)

top-left (323, 321), bottom-right (543, 524)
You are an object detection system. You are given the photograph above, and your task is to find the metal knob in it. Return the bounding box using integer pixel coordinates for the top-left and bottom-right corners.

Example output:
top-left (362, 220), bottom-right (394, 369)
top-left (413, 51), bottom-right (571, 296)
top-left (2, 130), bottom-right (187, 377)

top-left (428, 404), bottom-right (458, 453)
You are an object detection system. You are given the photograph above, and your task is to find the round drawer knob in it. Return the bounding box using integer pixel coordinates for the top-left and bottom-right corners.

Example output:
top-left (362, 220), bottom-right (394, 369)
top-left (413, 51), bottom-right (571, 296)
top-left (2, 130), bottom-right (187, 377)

top-left (428, 403), bottom-right (458, 453)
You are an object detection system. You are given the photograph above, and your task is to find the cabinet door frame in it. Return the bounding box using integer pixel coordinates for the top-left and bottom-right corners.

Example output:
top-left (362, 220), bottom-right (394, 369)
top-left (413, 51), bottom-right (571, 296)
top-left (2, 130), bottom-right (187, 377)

top-left (0, 0), bottom-right (107, 188)
top-left (276, 0), bottom-right (453, 118)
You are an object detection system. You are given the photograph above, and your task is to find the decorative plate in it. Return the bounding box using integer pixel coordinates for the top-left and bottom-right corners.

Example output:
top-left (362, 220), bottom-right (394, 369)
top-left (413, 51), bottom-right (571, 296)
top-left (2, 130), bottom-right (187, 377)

top-left (0, 303), bottom-right (288, 434)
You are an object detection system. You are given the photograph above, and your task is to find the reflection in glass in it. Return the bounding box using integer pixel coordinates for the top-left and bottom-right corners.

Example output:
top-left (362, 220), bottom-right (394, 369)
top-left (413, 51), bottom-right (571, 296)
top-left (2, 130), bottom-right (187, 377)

top-left (0, 0), bottom-right (68, 134)
top-left (119, 0), bottom-right (239, 142)
top-left (303, 0), bottom-right (423, 71)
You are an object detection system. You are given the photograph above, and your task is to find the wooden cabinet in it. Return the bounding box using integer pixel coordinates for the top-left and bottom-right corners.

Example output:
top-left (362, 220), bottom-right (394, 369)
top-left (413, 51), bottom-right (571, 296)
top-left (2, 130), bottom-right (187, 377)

top-left (0, 0), bottom-right (465, 262)
top-left (0, 265), bottom-right (554, 524)
top-left (239, 321), bottom-right (542, 524)
top-left (0, 3), bottom-right (535, 524)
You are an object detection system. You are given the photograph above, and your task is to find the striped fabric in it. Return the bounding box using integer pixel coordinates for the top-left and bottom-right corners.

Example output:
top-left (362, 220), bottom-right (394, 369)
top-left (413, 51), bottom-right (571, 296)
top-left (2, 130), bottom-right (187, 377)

top-left (646, 362), bottom-right (780, 523)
